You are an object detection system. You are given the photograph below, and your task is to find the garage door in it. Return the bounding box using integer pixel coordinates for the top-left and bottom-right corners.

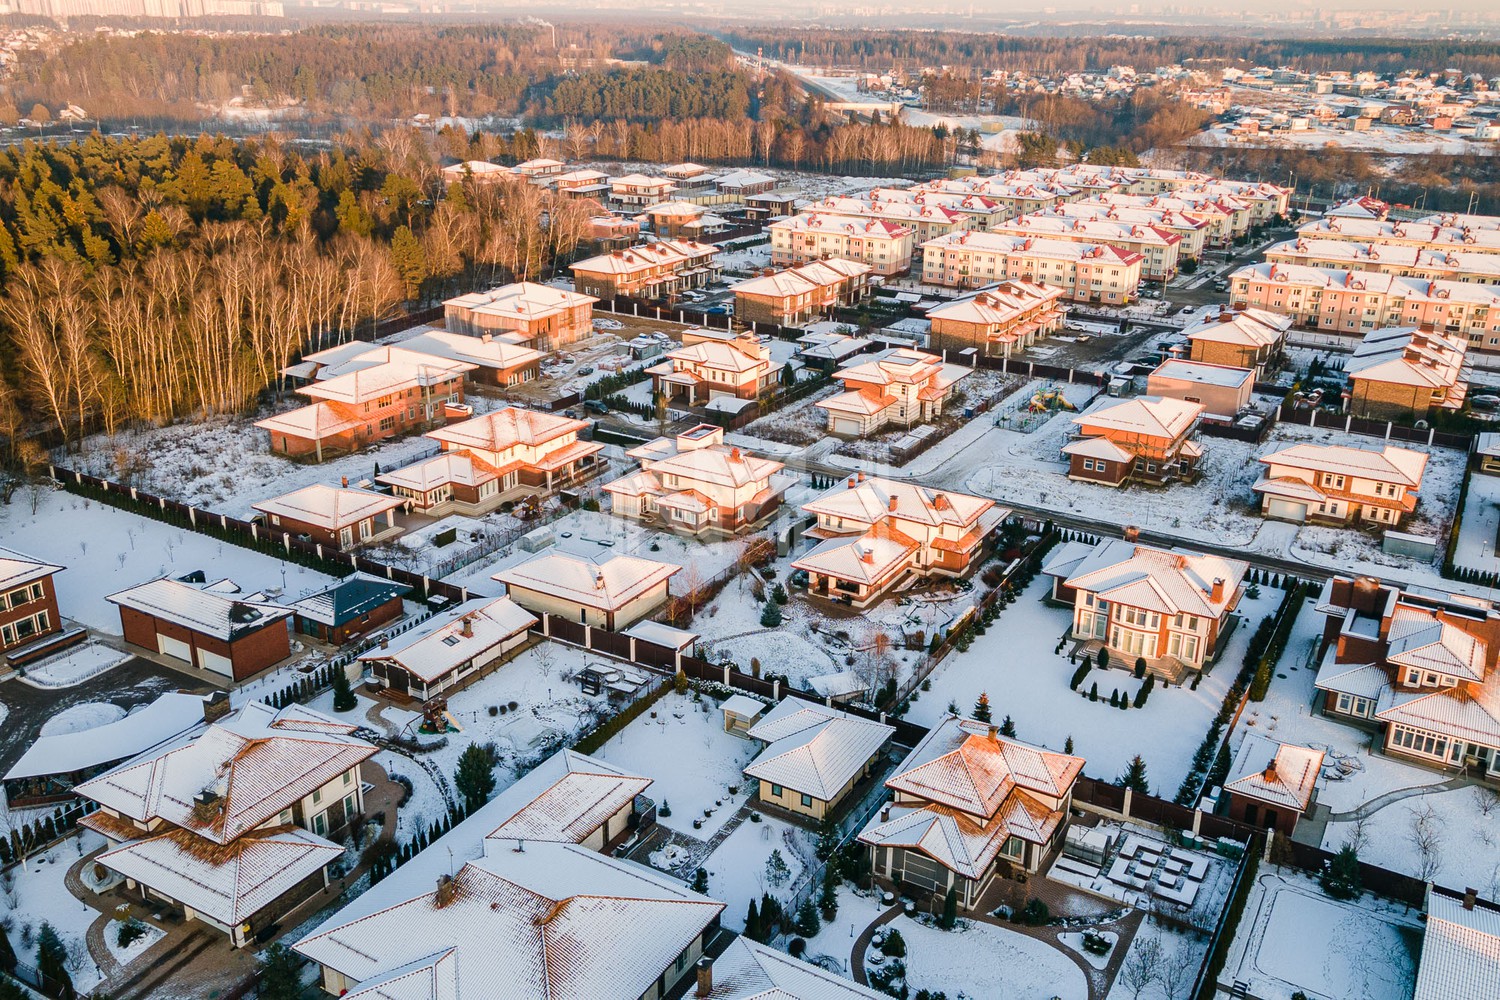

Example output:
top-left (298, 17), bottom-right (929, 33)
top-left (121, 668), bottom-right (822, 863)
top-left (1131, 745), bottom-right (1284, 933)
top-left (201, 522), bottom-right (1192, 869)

top-left (1266, 498), bottom-right (1307, 523)
top-left (195, 647), bottom-right (233, 677)
top-left (157, 633), bottom-right (191, 662)
top-left (832, 417), bottom-right (862, 436)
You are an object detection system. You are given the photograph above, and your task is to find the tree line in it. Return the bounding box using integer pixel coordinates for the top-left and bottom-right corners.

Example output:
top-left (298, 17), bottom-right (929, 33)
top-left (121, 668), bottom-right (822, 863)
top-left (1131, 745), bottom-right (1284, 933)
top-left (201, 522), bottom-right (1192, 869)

top-left (0, 130), bottom-right (595, 457)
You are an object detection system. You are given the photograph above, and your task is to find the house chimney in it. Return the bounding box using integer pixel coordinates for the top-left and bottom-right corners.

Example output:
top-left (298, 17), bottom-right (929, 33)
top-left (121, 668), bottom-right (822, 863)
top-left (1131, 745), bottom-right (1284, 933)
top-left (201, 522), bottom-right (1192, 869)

top-left (888, 494), bottom-right (898, 513)
top-left (341, 476), bottom-right (349, 488)
top-left (881, 805), bottom-right (891, 821)
top-left (435, 874), bottom-right (457, 908)
top-left (1123, 525), bottom-right (1140, 542)
top-left (595, 570), bottom-right (606, 590)
top-left (988, 724), bottom-right (999, 741)
top-left (380, 636), bottom-right (389, 650)
top-left (1464, 887), bottom-right (1478, 910)
top-left (695, 958), bottom-right (713, 998)
top-left (847, 477), bottom-right (857, 489)
top-left (1262, 759), bottom-right (1278, 783)
top-left (202, 691), bottom-right (230, 724)
top-left (1211, 578), bottom-right (1225, 604)
top-left (730, 447), bottom-right (741, 462)
top-left (460, 616), bottom-right (473, 638)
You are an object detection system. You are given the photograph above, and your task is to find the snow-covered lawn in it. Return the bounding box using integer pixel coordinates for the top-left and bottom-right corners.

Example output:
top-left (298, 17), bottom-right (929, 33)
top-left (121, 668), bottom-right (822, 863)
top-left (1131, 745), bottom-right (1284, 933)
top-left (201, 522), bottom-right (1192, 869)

top-left (801, 884), bottom-right (889, 974)
top-left (593, 690), bottom-right (759, 841)
top-left (702, 814), bottom-right (815, 932)
top-left (882, 914), bottom-right (1088, 1000)
top-left (103, 915), bottom-right (165, 968)
top-left (1323, 785), bottom-right (1500, 897)
top-left (17, 641), bottom-right (130, 689)
top-left (0, 485), bottom-right (337, 633)
top-left (912, 576), bottom-right (1284, 792)
top-left (1102, 919), bottom-right (1208, 1000)
top-left (1, 829), bottom-right (109, 993)
top-left (740, 385), bottom-right (842, 447)
top-left (39, 702), bottom-right (127, 736)
top-left (1221, 871), bottom-right (1419, 1000)
top-left (1451, 469), bottom-right (1500, 575)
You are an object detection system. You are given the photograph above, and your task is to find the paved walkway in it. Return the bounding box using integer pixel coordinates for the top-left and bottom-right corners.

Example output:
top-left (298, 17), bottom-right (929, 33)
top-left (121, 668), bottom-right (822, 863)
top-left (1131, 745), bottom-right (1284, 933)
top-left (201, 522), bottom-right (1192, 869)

top-left (1327, 776), bottom-right (1471, 823)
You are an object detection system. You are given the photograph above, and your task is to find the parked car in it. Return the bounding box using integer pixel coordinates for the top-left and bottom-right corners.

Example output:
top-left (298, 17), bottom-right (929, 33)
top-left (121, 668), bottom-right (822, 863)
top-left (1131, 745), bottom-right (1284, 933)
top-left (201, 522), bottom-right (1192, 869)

top-left (578, 366), bottom-right (595, 376)
top-left (583, 400), bottom-right (609, 414)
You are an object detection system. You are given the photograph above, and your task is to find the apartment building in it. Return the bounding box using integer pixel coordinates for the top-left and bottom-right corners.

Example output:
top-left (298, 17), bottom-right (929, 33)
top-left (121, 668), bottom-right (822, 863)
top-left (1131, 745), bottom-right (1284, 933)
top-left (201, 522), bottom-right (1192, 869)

top-left (768, 213), bottom-right (916, 276)
top-left (921, 231), bottom-right (1144, 304)
top-left (800, 195), bottom-right (972, 243)
top-left (1265, 238), bottom-right (1500, 286)
top-left (1295, 216), bottom-right (1500, 255)
top-left (992, 214), bottom-right (1182, 280)
top-left (1039, 200), bottom-right (1209, 260)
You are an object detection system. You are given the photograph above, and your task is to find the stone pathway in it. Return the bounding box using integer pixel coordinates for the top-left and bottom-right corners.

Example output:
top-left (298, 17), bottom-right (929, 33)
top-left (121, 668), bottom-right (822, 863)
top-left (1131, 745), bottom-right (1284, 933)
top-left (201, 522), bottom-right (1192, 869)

top-left (848, 900), bottom-right (903, 987)
top-left (1327, 776), bottom-right (1471, 823)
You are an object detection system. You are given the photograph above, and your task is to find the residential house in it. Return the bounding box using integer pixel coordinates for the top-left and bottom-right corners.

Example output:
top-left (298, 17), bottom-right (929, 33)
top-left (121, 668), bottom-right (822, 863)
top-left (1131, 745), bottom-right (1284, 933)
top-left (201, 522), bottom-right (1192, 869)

top-left (252, 484), bottom-right (403, 549)
top-left (715, 168), bottom-right (777, 197)
top-left (440, 160), bottom-right (511, 184)
top-left (358, 596), bottom-right (536, 701)
top-left (794, 330), bottom-right (874, 374)
top-left (0, 549), bottom-right (62, 655)
top-left (426, 406), bottom-right (605, 495)
top-left (859, 716), bottom-right (1085, 908)
top-left (75, 702), bottom-right (375, 947)
top-left (793, 476), bottom-right (1006, 609)
top-left (768, 214), bottom-right (916, 276)
top-left (742, 699), bottom-right (894, 821)
top-left (108, 577), bottom-right (292, 680)
top-left (1063, 396), bottom-right (1205, 486)
top-left (255, 350), bottom-right (472, 463)
top-left (588, 214), bottom-right (641, 249)
top-left (375, 453), bottom-right (506, 514)
top-left (494, 551), bottom-right (681, 630)
top-left (700, 938), bottom-right (887, 1000)
top-left (731, 259), bottom-right (874, 328)
top-left (570, 241), bottom-right (721, 300)
top-left (1412, 885), bottom-right (1500, 1000)
top-left (1314, 575), bottom-right (1500, 780)
top-left (611, 173), bottom-right (677, 207)
top-left (920, 231), bottom-right (1144, 304)
top-left (1254, 442), bottom-right (1428, 526)
top-left (392, 330), bottom-right (546, 387)
top-left (512, 158), bottom-right (567, 181)
top-left (1477, 433), bottom-right (1500, 475)
top-left (1222, 734), bottom-right (1324, 834)
top-left (552, 168), bottom-right (612, 199)
top-left (993, 214), bottom-right (1182, 280)
top-left (743, 190), bottom-right (802, 221)
top-left (646, 330), bottom-right (776, 405)
top-left (290, 574), bottom-right (410, 646)
top-left (1146, 360), bottom-right (1254, 420)
top-left (605, 424), bottom-right (787, 535)
top-left (816, 348), bottom-right (971, 437)
top-left (1345, 326), bottom-right (1470, 420)
top-left (442, 282), bottom-right (598, 351)
top-left (1042, 537), bottom-right (1247, 674)
top-left (925, 280), bottom-right (1066, 358)
top-left (1181, 306), bottom-right (1291, 378)
top-left (640, 201), bottom-right (716, 239)
top-left (1041, 199), bottom-right (1210, 260)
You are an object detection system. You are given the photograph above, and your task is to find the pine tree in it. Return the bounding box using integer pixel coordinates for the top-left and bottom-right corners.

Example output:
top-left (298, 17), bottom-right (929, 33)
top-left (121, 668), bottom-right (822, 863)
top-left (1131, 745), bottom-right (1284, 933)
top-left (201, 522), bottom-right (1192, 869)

top-left (1064, 735), bottom-right (1075, 755)
top-left (0, 921), bottom-right (15, 974)
top-left (1089, 682), bottom-right (1099, 702)
top-left (795, 897), bottom-right (820, 936)
top-left (332, 667), bottom-right (357, 712)
top-left (972, 692), bottom-right (993, 723)
top-left (690, 867), bottom-right (709, 894)
top-left (744, 899), bottom-right (761, 941)
top-left (1118, 755), bottom-right (1150, 794)
top-left (939, 885), bottom-right (959, 930)
top-left (818, 864), bottom-right (840, 921)
top-left (390, 224), bottom-right (427, 301)
top-left (1109, 689), bottom-right (1120, 707)
top-left (256, 943), bottom-right (303, 1000)
top-left (453, 744), bottom-right (497, 813)
top-left (1321, 843), bottom-right (1363, 900)
top-left (36, 923), bottom-right (73, 1000)
top-left (760, 601), bottom-right (783, 627)
top-left (999, 715), bottom-right (1016, 738)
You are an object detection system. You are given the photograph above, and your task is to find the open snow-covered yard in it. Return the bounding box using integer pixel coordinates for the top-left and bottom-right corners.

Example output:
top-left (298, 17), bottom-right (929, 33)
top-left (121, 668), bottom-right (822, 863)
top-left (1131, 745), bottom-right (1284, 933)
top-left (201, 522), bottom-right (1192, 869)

top-left (910, 575), bottom-right (1284, 793)
top-left (701, 813), bottom-right (816, 932)
top-left (1451, 468), bottom-right (1500, 576)
top-left (1221, 870), bottom-right (1420, 1000)
top-left (880, 913), bottom-right (1089, 1000)
top-left (0, 484), bottom-right (337, 633)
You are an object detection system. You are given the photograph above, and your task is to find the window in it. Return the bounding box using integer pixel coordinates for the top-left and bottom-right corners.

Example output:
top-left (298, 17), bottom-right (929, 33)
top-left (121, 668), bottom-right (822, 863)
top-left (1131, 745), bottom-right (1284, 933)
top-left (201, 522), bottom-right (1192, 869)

top-left (770, 784), bottom-right (783, 797)
top-left (800, 793), bottom-right (813, 808)
top-left (312, 789), bottom-right (322, 805)
top-left (312, 812), bottom-right (326, 836)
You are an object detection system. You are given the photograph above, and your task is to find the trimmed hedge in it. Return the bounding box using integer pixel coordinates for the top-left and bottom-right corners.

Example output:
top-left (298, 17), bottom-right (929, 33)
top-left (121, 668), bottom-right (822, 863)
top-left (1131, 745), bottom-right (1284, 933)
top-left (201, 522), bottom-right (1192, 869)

top-left (574, 677), bottom-right (674, 755)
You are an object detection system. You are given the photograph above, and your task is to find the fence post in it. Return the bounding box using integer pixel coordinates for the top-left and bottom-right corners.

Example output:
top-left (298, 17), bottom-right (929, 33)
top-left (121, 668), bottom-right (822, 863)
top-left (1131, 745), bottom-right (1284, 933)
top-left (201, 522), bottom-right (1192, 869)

top-left (461, 587), bottom-right (469, 601)
top-left (1429, 426), bottom-right (1436, 446)
top-left (629, 637), bottom-right (637, 662)
top-left (542, 613), bottom-right (551, 638)
top-left (1385, 421), bottom-right (1392, 441)
top-left (316, 543), bottom-right (324, 560)
top-left (584, 624), bottom-right (593, 649)
top-left (1192, 807), bottom-right (1203, 837)
top-left (1309, 409), bottom-right (1317, 428)
top-left (130, 487), bottom-right (138, 501)
top-left (773, 678), bottom-right (781, 700)
top-left (1123, 787), bottom-right (1134, 818)
top-left (283, 532), bottom-right (291, 553)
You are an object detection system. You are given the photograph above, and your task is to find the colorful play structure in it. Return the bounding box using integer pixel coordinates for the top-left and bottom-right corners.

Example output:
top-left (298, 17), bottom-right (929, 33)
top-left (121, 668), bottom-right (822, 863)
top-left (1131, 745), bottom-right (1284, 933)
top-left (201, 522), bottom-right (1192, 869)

top-left (1028, 388), bottom-right (1078, 414)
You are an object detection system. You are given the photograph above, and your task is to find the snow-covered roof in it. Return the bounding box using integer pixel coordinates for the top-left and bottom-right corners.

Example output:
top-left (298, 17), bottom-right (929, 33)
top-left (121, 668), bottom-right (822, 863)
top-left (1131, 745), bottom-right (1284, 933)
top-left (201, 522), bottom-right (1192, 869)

top-left (658, 338), bottom-right (769, 375)
top-left (716, 168), bottom-right (777, 190)
top-left (358, 597), bottom-right (537, 684)
top-left (98, 825), bottom-right (341, 927)
top-left (1073, 395), bottom-right (1203, 441)
top-left (398, 330), bottom-right (547, 371)
top-left (792, 523), bottom-right (920, 587)
top-left (803, 477), bottom-right (994, 531)
top-left (997, 213), bottom-right (1182, 247)
top-left (1313, 648), bottom-right (1391, 702)
top-left (705, 938), bottom-right (886, 999)
top-left (444, 282), bottom-right (595, 324)
top-left (377, 453), bottom-right (501, 493)
top-left (106, 577), bottom-right (291, 642)
top-left (832, 348), bottom-right (966, 390)
top-left (722, 695), bottom-right (768, 722)
top-left (808, 671), bottom-right (867, 699)
top-left (622, 619), bottom-right (700, 652)
top-left (290, 574), bottom-right (410, 627)
top-left (76, 702), bottom-right (375, 845)
top-left (1478, 433), bottom-right (1500, 459)
top-left (427, 406), bottom-right (589, 452)
top-left (770, 213), bottom-right (912, 239)
top-left (479, 749), bottom-right (650, 848)
top-left (253, 401), bottom-right (364, 439)
top-left (621, 429), bottom-right (784, 491)
top-left (1414, 887), bottom-right (1500, 1000)
top-left (1181, 307), bottom-right (1292, 347)
top-left (0, 547), bottom-right (63, 592)
top-left (1149, 359), bottom-right (1253, 389)
top-left (1235, 262), bottom-right (1500, 308)
top-left (4, 693), bottom-right (208, 782)
top-left (294, 842), bottom-right (722, 1000)
top-left (571, 240), bottom-right (718, 276)
top-left (1060, 436), bottom-right (1135, 464)
top-left (884, 715), bottom-right (1084, 816)
top-left (297, 350), bottom-right (475, 404)
top-left (1047, 538), bottom-right (1246, 619)
top-left (1258, 442), bottom-right (1428, 487)
top-left (922, 229), bottom-right (1146, 267)
top-left (743, 699), bottom-right (894, 801)
top-left (732, 259), bottom-right (872, 299)
top-left (1376, 677), bottom-right (1500, 746)
top-left (252, 484), bottom-right (403, 531)
top-left (494, 551), bottom-right (680, 613)
top-left (1224, 734), bottom-right (1323, 811)
top-left (1347, 326), bottom-right (1469, 394)
top-left (924, 280), bottom-right (1063, 326)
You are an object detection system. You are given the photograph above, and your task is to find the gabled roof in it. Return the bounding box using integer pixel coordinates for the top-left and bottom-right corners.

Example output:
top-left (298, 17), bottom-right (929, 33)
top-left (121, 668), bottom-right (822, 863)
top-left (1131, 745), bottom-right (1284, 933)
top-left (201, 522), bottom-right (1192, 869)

top-left (791, 523), bottom-right (921, 587)
top-left (883, 717), bottom-right (1083, 819)
top-left (252, 484), bottom-right (403, 530)
top-left (802, 477), bottom-right (994, 531)
top-left (743, 699), bottom-right (894, 801)
top-left (1346, 326), bottom-right (1469, 392)
top-left (427, 407), bottom-right (588, 452)
top-left (358, 597), bottom-right (537, 684)
top-left (1385, 605), bottom-right (1487, 681)
top-left (1061, 436), bottom-right (1135, 464)
top-left (75, 702), bottom-right (375, 845)
top-left (921, 230), bottom-right (1146, 267)
top-left (106, 577), bottom-right (291, 642)
top-left (705, 938), bottom-right (886, 1000)
top-left (0, 547), bottom-right (63, 592)
top-left (398, 330), bottom-right (547, 371)
top-left (253, 400), bottom-right (363, 439)
top-left (1258, 442), bottom-right (1428, 488)
top-left (622, 433), bottom-right (784, 491)
top-left (480, 749), bottom-right (651, 847)
top-left (294, 843), bottom-right (723, 1000)
top-left (1048, 538), bottom-right (1246, 619)
top-left (1224, 734), bottom-right (1324, 812)
top-left (1376, 678), bottom-right (1500, 747)
top-left (290, 573), bottom-right (411, 627)
top-left (1414, 887), bottom-right (1500, 1000)
top-left (925, 280), bottom-right (1063, 326)
top-left (494, 551), bottom-right (680, 613)
top-left (1073, 395), bottom-right (1203, 440)
top-left (297, 351), bottom-right (475, 404)
top-left (377, 453), bottom-right (501, 493)
top-left (443, 282), bottom-right (595, 323)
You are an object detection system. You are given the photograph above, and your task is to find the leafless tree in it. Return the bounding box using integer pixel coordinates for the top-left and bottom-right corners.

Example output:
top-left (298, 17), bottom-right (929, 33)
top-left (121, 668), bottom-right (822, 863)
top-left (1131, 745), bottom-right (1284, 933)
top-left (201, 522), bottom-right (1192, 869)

top-left (1117, 934), bottom-right (1163, 1000)
top-left (1408, 801), bottom-right (1445, 883)
top-left (1158, 942), bottom-right (1198, 1000)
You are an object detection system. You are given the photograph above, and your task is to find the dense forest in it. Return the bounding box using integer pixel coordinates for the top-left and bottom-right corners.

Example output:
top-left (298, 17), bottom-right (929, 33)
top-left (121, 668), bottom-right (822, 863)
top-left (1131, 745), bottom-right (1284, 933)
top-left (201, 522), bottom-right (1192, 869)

top-left (0, 131), bottom-right (597, 455)
top-left (718, 29), bottom-right (1500, 79)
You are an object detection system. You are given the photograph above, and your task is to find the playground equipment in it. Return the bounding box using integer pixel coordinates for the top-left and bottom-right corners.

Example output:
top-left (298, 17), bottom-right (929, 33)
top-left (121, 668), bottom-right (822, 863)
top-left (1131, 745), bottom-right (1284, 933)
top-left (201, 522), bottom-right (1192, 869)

top-left (1028, 388), bottom-right (1078, 414)
top-left (419, 696), bottom-right (462, 734)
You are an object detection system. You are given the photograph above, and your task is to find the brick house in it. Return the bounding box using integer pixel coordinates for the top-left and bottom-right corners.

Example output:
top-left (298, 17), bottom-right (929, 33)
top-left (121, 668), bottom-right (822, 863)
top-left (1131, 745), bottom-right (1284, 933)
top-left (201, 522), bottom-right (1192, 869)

top-left (1063, 396), bottom-right (1205, 486)
top-left (76, 702), bottom-right (375, 947)
top-left (920, 231), bottom-right (1144, 304)
top-left (252, 484), bottom-right (404, 549)
top-left (732, 259), bottom-right (874, 328)
top-left (426, 406), bottom-right (605, 495)
top-left (375, 453), bottom-right (506, 514)
top-left (604, 424), bottom-right (787, 535)
top-left (646, 330), bottom-right (776, 404)
top-left (1181, 306), bottom-right (1291, 378)
top-left (925, 280), bottom-right (1067, 357)
top-left (290, 573), bottom-right (410, 646)
top-left (816, 348), bottom-right (971, 437)
top-left (1345, 325), bottom-right (1470, 420)
top-left (1043, 537), bottom-right (1246, 674)
top-left (1254, 442), bottom-right (1428, 526)
top-left (396, 330), bottom-right (546, 388)
top-left (358, 596), bottom-right (536, 701)
top-left (0, 549), bottom-right (63, 655)
top-left (108, 577), bottom-right (293, 680)
top-left (1223, 734), bottom-right (1325, 834)
top-left (859, 717), bottom-right (1084, 909)
top-left (610, 173), bottom-right (677, 207)
top-left (569, 241), bottom-right (721, 300)
top-left (793, 476), bottom-right (1007, 609)
top-left (768, 213), bottom-right (916, 276)
top-left (493, 551), bottom-right (681, 630)
top-left (442, 282), bottom-right (598, 351)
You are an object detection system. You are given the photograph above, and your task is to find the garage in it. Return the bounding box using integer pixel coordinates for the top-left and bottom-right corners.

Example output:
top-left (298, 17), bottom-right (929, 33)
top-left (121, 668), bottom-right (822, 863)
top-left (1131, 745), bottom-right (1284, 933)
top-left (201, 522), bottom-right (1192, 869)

top-left (157, 634), bottom-right (191, 663)
top-left (1265, 498), bottom-right (1308, 523)
top-left (195, 647), bottom-right (233, 677)
top-left (831, 416), bottom-right (863, 437)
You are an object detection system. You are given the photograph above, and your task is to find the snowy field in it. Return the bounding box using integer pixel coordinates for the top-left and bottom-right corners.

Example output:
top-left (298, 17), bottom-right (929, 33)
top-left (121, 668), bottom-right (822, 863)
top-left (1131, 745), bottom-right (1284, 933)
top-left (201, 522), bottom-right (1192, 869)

top-left (0, 485), bottom-right (337, 633)
top-left (879, 914), bottom-right (1088, 1000)
top-left (593, 690), bottom-right (759, 841)
top-left (702, 813), bottom-right (815, 932)
top-left (1221, 870), bottom-right (1419, 1000)
top-left (911, 575), bottom-right (1284, 792)
top-left (16, 640), bottom-right (130, 688)
top-left (0, 828), bottom-right (111, 994)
